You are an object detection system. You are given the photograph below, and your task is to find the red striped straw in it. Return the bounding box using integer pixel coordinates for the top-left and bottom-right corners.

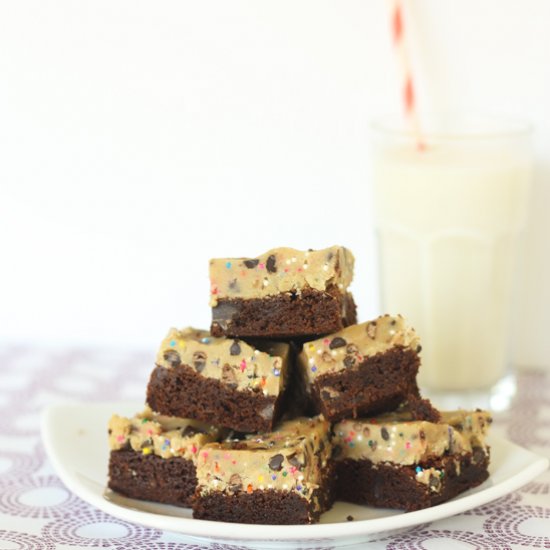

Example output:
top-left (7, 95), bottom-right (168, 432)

top-left (388, 0), bottom-right (425, 150)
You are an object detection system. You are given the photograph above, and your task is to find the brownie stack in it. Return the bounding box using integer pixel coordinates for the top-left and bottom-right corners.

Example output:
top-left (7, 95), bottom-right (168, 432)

top-left (107, 245), bottom-right (492, 524)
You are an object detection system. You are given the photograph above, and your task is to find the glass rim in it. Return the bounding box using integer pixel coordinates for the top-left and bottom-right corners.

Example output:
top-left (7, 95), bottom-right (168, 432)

top-left (370, 114), bottom-right (532, 142)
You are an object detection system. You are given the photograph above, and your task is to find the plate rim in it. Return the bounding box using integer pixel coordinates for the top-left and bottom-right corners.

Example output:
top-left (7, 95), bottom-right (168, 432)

top-left (41, 401), bottom-right (550, 542)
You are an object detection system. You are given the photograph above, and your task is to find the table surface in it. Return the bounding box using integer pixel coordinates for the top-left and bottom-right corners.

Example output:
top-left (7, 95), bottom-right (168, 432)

top-left (1, 347), bottom-right (549, 549)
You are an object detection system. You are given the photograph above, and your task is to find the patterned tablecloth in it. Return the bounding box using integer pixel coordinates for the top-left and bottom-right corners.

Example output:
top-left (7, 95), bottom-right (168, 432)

top-left (1, 347), bottom-right (549, 549)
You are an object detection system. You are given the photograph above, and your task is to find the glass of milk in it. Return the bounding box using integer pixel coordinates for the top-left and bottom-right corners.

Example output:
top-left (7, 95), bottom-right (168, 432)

top-left (371, 115), bottom-right (532, 410)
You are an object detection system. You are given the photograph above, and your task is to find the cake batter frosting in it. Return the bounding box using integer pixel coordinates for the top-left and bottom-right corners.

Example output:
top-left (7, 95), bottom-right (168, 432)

top-left (195, 416), bottom-right (332, 503)
top-left (298, 314), bottom-right (420, 380)
top-left (108, 407), bottom-right (221, 461)
top-left (209, 246), bottom-right (355, 307)
top-left (156, 327), bottom-right (289, 397)
top-left (333, 409), bottom-right (492, 492)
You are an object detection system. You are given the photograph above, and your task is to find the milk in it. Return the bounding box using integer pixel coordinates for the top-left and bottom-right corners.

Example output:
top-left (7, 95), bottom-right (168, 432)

top-left (373, 142), bottom-right (532, 391)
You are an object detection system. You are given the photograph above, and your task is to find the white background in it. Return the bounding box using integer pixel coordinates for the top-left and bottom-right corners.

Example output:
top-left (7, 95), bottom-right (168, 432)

top-left (1, 1), bottom-right (549, 368)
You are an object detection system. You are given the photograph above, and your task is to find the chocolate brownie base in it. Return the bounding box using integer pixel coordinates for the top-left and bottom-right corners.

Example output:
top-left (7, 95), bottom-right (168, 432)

top-left (210, 287), bottom-right (357, 339)
top-left (193, 463), bottom-right (335, 524)
top-left (108, 450), bottom-right (197, 507)
top-left (147, 363), bottom-right (283, 433)
top-left (310, 346), bottom-right (421, 422)
top-left (406, 394), bottom-right (441, 423)
top-left (336, 450), bottom-right (490, 511)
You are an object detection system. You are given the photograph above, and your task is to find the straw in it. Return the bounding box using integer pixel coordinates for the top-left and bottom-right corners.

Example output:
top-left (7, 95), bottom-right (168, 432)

top-left (388, 0), bottom-right (426, 150)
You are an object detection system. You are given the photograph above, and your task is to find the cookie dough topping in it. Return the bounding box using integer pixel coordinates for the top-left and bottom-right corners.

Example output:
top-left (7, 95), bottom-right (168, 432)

top-left (299, 314), bottom-right (420, 379)
top-left (156, 327), bottom-right (289, 396)
top-left (196, 416), bottom-right (332, 500)
top-left (332, 409), bottom-right (491, 467)
top-left (108, 407), bottom-right (220, 461)
top-left (209, 246), bottom-right (355, 306)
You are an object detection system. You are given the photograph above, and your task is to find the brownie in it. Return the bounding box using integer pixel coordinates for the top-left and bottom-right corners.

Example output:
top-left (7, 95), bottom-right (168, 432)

top-left (193, 416), bottom-right (334, 524)
top-left (109, 451), bottom-right (198, 507)
top-left (336, 451), bottom-right (489, 511)
top-left (209, 246), bottom-right (356, 339)
top-left (107, 408), bottom-right (221, 507)
top-left (297, 315), bottom-right (424, 421)
top-left (333, 409), bottom-right (492, 511)
top-left (146, 328), bottom-right (290, 433)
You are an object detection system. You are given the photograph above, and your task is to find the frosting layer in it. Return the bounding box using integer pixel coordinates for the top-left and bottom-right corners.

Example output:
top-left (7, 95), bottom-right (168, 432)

top-left (156, 327), bottom-right (289, 397)
top-left (108, 407), bottom-right (221, 461)
top-left (196, 416), bottom-right (332, 503)
top-left (298, 314), bottom-right (420, 380)
top-left (333, 409), bottom-right (491, 466)
top-left (209, 246), bottom-right (355, 306)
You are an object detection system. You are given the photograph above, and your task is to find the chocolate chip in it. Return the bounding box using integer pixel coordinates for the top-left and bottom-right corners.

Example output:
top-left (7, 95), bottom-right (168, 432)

top-left (244, 259), bottom-right (259, 269)
top-left (416, 345), bottom-right (422, 353)
top-left (419, 430), bottom-right (426, 441)
top-left (429, 474), bottom-right (441, 491)
top-left (321, 351), bottom-right (334, 363)
top-left (163, 349), bottom-right (181, 368)
top-left (346, 343), bottom-right (358, 355)
top-left (381, 427), bottom-right (390, 441)
top-left (222, 364), bottom-right (238, 388)
top-left (327, 252), bottom-right (334, 261)
top-left (368, 439), bottom-right (377, 451)
top-left (229, 473), bottom-right (243, 492)
top-left (192, 351), bottom-right (207, 373)
top-left (268, 453), bottom-right (284, 471)
top-left (108, 429), bottom-right (112, 435)
top-left (287, 452), bottom-right (305, 469)
top-left (390, 319), bottom-right (397, 326)
top-left (228, 278), bottom-right (239, 291)
top-left (343, 355), bottom-right (356, 368)
top-left (332, 445), bottom-right (343, 458)
top-left (230, 340), bottom-right (241, 356)
top-left (329, 337), bottom-right (347, 349)
top-left (346, 515), bottom-right (354, 521)
top-left (266, 254), bottom-right (277, 273)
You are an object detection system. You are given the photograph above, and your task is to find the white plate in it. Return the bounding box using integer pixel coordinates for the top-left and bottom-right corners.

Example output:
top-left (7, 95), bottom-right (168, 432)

top-left (41, 402), bottom-right (549, 550)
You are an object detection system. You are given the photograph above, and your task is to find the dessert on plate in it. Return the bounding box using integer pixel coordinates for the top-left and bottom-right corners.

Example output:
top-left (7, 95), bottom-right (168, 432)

top-left (332, 409), bottom-right (492, 511)
top-left (107, 407), bottom-right (221, 507)
top-left (147, 327), bottom-right (290, 433)
top-left (192, 416), bottom-right (334, 524)
top-left (209, 246), bottom-right (357, 339)
top-left (106, 244), bottom-right (492, 524)
top-left (296, 315), bottom-right (429, 421)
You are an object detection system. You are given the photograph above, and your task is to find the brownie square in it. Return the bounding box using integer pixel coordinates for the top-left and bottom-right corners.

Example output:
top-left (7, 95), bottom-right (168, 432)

top-left (107, 408), bottom-right (221, 507)
top-left (146, 328), bottom-right (290, 433)
top-left (192, 416), bottom-right (334, 524)
top-left (297, 315), bottom-right (425, 421)
top-left (333, 409), bottom-right (492, 511)
top-left (209, 246), bottom-right (357, 339)
top-left (108, 451), bottom-right (198, 507)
